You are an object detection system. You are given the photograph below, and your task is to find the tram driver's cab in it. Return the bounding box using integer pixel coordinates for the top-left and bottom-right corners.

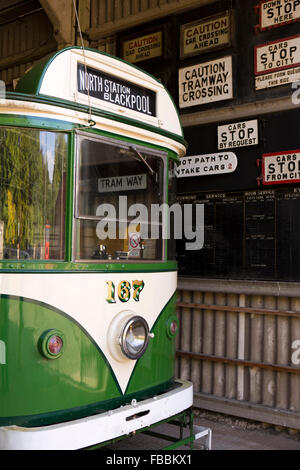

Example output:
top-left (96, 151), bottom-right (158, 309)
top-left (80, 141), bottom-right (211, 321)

top-left (75, 134), bottom-right (166, 262)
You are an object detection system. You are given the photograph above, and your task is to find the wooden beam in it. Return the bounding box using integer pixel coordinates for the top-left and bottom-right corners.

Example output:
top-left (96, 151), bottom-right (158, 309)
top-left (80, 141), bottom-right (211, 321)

top-left (0, 41), bottom-right (57, 71)
top-left (39, 0), bottom-right (75, 47)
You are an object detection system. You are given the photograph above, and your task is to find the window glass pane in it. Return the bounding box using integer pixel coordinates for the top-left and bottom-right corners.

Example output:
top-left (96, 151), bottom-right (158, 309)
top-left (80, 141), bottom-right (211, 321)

top-left (0, 128), bottom-right (67, 260)
top-left (168, 160), bottom-right (177, 261)
top-left (75, 137), bottom-right (165, 261)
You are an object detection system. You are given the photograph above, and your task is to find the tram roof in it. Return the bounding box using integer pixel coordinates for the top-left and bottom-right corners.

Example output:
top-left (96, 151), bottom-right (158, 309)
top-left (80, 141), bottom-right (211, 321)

top-left (15, 46), bottom-right (184, 144)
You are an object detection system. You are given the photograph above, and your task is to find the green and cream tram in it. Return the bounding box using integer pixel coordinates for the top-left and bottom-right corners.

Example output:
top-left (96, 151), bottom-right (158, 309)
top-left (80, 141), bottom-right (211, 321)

top-left (0, 47), bottom-right (192, 450)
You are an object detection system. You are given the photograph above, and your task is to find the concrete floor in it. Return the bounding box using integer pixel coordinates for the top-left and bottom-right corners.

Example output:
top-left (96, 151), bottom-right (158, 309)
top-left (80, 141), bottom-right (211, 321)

top-left (193, 416), bottom-right (300, 450)
top-left (104, 412), bottom-right (300, 451)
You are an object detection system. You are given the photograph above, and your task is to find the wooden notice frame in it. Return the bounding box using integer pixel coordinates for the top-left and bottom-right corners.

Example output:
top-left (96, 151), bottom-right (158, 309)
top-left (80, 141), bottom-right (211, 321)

top-left (254, 34), bottom-right (300, 76)
top-left (180, 10), bottom-right (234, 59)
top-left (121, 27), bottom-right (164, 65)
top-left (262, 150), bottom-right (300, 185)
top-left (178, 55), bottom-right (233, 108)
top-left (258, 0), bottom-right (300, 31)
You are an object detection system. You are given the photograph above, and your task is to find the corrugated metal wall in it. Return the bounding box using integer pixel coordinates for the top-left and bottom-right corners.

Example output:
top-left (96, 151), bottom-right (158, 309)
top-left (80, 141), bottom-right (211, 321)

top-left (176, 278), bottom-right (300, 429)
top-left (88, 0), bottom-right (213, 46)
top-left (90, 0), bottom-right (199, 28)
top-left (0, 0), bottom-right (209, 84)
top-left (89, 0), bottom-right (185, 54)
top-left (0, 9), bottom-right (57, 88)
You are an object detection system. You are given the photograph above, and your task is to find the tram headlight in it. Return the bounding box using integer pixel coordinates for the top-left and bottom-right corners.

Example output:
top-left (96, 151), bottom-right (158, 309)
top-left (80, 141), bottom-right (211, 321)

top-left (119, 316), bottom-right (150, 360)
top-left (108, 311), bottom-right (152, 362)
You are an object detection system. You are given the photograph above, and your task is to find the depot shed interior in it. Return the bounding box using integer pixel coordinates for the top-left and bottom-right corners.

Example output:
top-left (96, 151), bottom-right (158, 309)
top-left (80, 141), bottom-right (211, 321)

top-left (1, 0), bottom-right (300, 430)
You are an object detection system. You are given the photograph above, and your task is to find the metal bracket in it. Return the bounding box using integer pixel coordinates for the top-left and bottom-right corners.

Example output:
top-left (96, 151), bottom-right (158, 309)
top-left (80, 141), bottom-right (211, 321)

top-left (142, 409), bottom-right (212, 450)
top-left (193, 425), bottom-right (212, 450)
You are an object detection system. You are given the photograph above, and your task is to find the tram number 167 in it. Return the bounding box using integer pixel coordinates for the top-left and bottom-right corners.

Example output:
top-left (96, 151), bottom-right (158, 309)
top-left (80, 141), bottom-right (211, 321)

top-left (106, 280), bottom-right (145, 303)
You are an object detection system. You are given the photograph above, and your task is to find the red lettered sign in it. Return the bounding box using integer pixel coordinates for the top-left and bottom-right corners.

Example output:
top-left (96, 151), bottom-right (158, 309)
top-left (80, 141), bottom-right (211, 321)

top-left (255, 35), bottom-right (300, 75)
top-left (259, 0), bottom-right (300, 30)
top-left (262, 150), bottom-right (300, 185)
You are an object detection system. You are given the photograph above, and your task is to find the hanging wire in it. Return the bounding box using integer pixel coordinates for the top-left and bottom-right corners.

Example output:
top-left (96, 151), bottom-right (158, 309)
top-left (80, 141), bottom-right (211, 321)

top-left (72, 0), bottom-right (95, 127)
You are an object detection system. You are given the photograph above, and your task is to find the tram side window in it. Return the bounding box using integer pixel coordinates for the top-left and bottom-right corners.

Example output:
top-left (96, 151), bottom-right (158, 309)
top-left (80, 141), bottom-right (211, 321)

top-left (0, 128), bottom-right (67, 260)
top-left (75, 136), bottom-right (165, 261)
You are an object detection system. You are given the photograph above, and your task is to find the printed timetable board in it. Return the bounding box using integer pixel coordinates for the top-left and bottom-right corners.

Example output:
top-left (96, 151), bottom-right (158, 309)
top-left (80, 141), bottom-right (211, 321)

top-left (255, 35), bottom-right (300, 89)
top-left (259, 0), bottom-right (300, 30)
top-left (177, 188), bottom-right (300, 280)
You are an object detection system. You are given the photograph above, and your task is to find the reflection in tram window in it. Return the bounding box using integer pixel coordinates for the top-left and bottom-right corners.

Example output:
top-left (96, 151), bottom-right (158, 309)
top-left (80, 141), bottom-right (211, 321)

top-left (0, 128), bottom-right (67, 260)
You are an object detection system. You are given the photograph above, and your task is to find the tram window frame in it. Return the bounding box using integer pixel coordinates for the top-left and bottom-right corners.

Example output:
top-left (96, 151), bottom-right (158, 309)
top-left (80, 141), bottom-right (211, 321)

top-left (73, 132), bottom-right (168, 262)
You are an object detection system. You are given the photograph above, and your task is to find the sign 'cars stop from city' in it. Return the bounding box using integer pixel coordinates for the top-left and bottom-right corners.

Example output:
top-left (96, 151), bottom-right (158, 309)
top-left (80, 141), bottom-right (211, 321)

top-left (262, 150), bottom-right (300, 185)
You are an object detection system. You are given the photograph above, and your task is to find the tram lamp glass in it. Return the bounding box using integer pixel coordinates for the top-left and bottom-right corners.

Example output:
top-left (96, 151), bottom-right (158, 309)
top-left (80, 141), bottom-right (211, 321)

top-left (166, 316), bottom-right (179, 339)
top-left (47, 335), bottom-right (63, 356)
top-left (170, 320), bottom-right (178, 335)
top-left (119, 316), bottom-right (150, 360)
top-left (39, 329), bottom-right (65, 359)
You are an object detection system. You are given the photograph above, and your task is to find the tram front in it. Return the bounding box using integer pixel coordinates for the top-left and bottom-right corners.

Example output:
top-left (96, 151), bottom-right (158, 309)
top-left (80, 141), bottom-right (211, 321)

top-left (0, 47), bottom-right (193, 450)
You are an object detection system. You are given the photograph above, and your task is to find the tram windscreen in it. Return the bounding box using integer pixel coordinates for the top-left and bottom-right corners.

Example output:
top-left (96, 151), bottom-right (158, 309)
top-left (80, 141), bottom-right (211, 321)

top-left (0, 128), bottom-right (67, 260)
top-left (75, 136), bottom-right (166, 261)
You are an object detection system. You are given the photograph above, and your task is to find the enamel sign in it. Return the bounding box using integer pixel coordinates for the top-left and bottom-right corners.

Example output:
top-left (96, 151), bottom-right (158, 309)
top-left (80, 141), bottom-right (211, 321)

top-left (218, 120), bottom-right (258, 149)
top-left (259, 0), bottom-right (300, 30)
top-left (255, 35), bottom-right (300, 89)
top-left (180, 11), bottom-right (232, 58)
top-left (262, 150), bottom-right (300, 184)
top-left (176, 152), bottom-right (237, 177)
top-left (98, 174), bottom-right (147, 192)
top-left (178, 56), bottom-right (233, 108)
top-left (122, 31), bottom-right (163, 63)
top-left (77, 63), bottom-right (156, 116)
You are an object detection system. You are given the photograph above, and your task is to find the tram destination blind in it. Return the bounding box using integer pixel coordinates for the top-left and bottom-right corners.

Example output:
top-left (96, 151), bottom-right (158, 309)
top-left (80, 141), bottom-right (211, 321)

top-left (77, 62), bottom-right (156, 116)
top-left (177, 188), bottom-right (300, 280)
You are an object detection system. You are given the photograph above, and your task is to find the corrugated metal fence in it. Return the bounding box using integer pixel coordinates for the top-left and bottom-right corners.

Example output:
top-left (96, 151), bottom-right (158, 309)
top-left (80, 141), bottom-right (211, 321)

top-left (176, 278), bottom-right (300, 429)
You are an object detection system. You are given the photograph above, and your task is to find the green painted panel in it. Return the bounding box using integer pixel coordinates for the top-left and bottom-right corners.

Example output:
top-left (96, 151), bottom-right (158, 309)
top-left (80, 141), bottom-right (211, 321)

top-left (0, 113), bottom-right (75, 131)
top-left (0, 292), bottom-right (178, 427)
top-left (0, 296), bottom-right (121, 420)
top-left (0, 261), bottom-right (177, 273)
top-left (126, 293), bottom-right (177, 394)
